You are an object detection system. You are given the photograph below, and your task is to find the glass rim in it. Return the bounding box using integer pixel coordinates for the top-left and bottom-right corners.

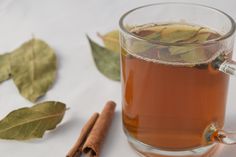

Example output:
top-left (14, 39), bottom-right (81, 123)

top-left (119, 2), bottom-right (236, 46)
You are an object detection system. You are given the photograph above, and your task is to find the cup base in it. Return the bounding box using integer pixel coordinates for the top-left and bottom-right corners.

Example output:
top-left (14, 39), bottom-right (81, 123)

top-left (125, 130), bottom-right (219, 157)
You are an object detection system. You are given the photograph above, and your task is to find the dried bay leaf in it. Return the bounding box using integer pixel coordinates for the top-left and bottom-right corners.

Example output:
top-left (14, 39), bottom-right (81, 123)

top-left (144, 32), bottom-right (161, 41)
top-left (128, 40), bottom-right (153, 55)
top-left (10, 38), bottom-right (57, 102)
top-left (168, 28), bottom-right (211, 63)
top-left (161, 30), bottom-right (197, 43)
top-left (0, 101), bottom-right (66, 140)
top-left (98, 30), bottom-right (120, 53)
top-left (87, 36), bottom-right (120, 81)
top-left (0, 53), bottom-right (11, 83)
top-left (180, 48), bottom-right (207, 63)
top-left (160, 24), bottom-right (200, 43)
top-left (169, 46), bottom-right (195, 55)
top-left (185, 33), bottom-right (210, 43)
top-left (169, 46), bottom-right (208, 63)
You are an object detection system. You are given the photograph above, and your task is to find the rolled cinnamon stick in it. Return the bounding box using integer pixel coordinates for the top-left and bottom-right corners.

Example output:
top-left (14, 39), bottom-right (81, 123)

top-left (82, 101), bottom-right (116, 157)
top-left (66, 113), bottom-right (100, 157)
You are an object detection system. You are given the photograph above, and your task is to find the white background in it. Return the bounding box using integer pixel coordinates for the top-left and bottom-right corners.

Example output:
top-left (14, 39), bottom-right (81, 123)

top-left (0, 0), bottom-right (235, 156)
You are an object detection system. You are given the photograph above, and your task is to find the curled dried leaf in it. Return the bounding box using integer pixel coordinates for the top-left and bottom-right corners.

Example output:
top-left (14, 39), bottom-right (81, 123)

top-left (87, 36), bottom-right (120, 81)
top-left (184, 33), bottom-right (210, 43)
top-left (180, 47), bottom-right (207, 63)
top-left (144, 32), bottom-right (161, 41)
top-left (169, 46), bottom-right (195, 55)
top-left (160, 24), bottom-right (200, 43)
top-left (0, 101), bottom-right (66, 140)
top-left (98, 30), bottom-right (120, 53)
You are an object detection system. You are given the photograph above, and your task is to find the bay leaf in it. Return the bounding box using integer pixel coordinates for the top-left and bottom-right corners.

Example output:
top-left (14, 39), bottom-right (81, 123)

top-left (168, 30), bottom-right (210, 63)
top-left (160, 24), bottom-right (200, 43)
top-left (144, 32), bottom-right (161, 41)
top-left (129, 40), bottom-right (154, 55)
top-left (169, 45), bottom-right (195, 55)
top-left (168, 32), bottom-right (209, 56)
top-left (0, 53), bottom-right (11, 83)
top-left (0, 101), bottom-right (66, 140)
top-left (98, 30), bottom-right (120, 53)
top-left (184, 33), bottom-right (210, 43)
top-left (180, 47), bottom-right (207, 63)
top-left (158, 48), bottom-right (182, 62)
top-left (10, 38), bottom-right (57, 102)
top-left (129, 27), bottom-right (164, 55)
top-left (87, 36), bottom-right (120, 81)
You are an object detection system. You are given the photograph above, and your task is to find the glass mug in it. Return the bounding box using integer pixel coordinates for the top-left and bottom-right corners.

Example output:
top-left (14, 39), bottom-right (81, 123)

top-left (119, 3), bottom-right (236, 157)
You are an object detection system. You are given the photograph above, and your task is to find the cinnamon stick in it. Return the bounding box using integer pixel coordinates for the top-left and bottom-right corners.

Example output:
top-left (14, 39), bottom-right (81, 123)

top-left (66, 113), bottom-right (100, 157)
top-left (82, 101), bottom-right (116, 157)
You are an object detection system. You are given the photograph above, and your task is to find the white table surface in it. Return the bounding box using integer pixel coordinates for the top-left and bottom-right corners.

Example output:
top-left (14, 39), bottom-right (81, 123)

top-left (0, 0), bottom-right (235, 156)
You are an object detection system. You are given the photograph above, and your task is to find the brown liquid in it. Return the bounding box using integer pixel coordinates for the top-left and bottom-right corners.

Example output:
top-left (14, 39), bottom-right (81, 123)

top-left (121, 24), bottom-right (230, 150)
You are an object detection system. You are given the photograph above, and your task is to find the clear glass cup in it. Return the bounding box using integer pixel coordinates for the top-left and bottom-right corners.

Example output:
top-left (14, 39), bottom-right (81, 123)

top-left (119, 3), bottom-right (236, 157)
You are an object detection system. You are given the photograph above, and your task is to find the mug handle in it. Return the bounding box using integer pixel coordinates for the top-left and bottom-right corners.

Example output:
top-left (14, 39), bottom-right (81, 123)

top-left (218, 60), bottom-right (236, 76)
top-left (204, 59), bottom-right (236, 145)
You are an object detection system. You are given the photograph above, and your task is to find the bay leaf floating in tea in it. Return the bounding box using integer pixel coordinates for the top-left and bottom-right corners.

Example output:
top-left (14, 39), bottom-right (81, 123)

top-left (10, 38), bottom-right (57, 102)
top-left (185, 32), bottom-right (210, 43)
top-left (87, 36), bottom-right (120, 81)
top-left (128, 40), bottom-right (155, 55)
top-left (0, 101), bottom-right (66, 140)
top-left (0, 53), bottom-right (11, 83)
top-left (167, 29), bottom-right (213, 63)
top-left (160, 24), bottom-right (201, 43)
top-left (169, 46), bottom-right (195, 55)
top-left (130, 23), bottom-right (222, 64)
top-left (145, 32), bottom-right (161, 41)
top-left (180, 47), bottom-right (207, 63)
top-left (98, 30), bottom-right (120, 53)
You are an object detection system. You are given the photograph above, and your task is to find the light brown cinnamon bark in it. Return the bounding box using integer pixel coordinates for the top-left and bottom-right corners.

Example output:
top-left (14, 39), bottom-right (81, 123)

top-left (82, 101), bottom-right (116, 157)
top-left (66, 113), bottom-right (100, 157)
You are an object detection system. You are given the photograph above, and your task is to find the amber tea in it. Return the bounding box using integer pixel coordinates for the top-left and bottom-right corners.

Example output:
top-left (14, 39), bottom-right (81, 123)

top-left (121, 23), bottom-right (231, 150)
